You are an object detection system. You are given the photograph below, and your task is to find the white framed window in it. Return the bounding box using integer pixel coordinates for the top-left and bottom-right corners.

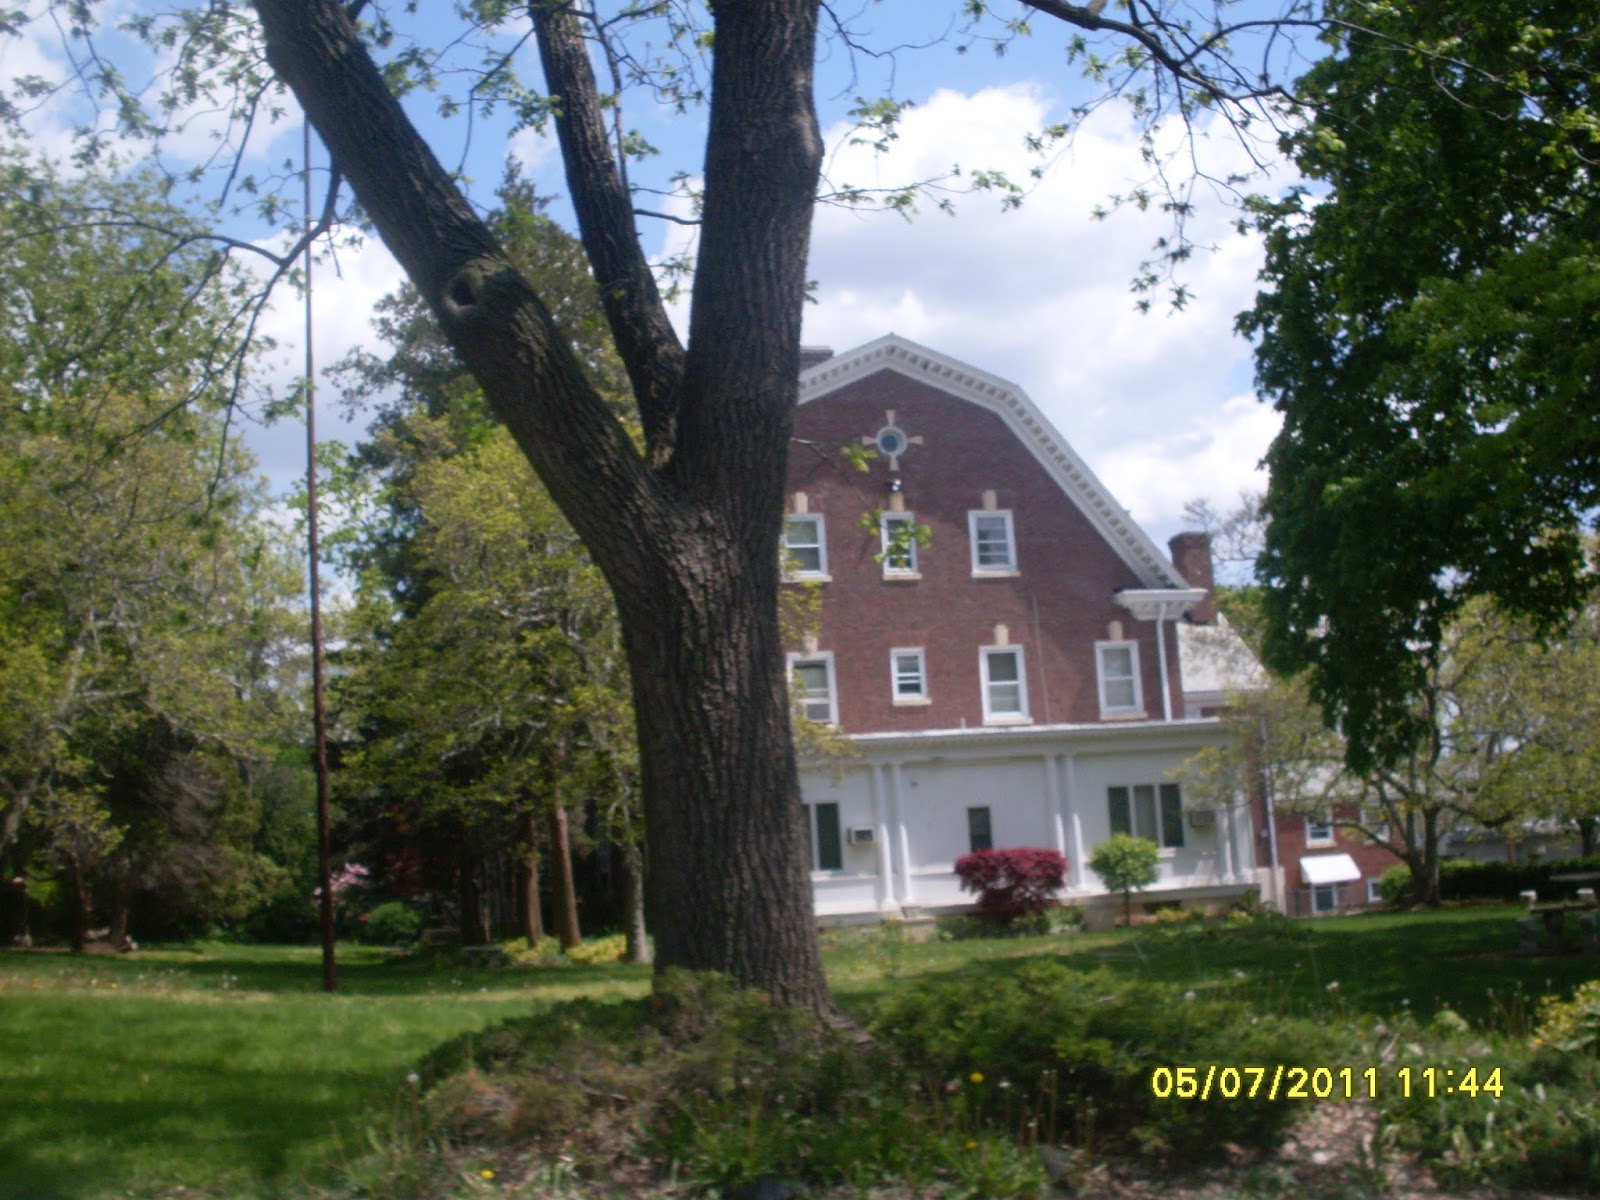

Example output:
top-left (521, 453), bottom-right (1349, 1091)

top-left (1107, 783), bottom-right (1185, 849)
top-left (880, 511), bottom-right (919, 576)
top-left (1359, 805), bottom-right (1389, 843)
top-left (1305, 813), bottom-right (1335, 847)
top-left (783, 514), bottom-right (828, 578)
top-left (980, 645), bottom-right (1030, 723)
top-left (786, 651), bottom-right (838, 726)
top-left (890, 647), bottom-right (928, 703)
top-left (805, 802), bottom-right (843, 871)
top-left (1366, 877), bottom-right (1383, 905)
top-left (968, 510), bottom-right (1017, 573)
top-left (1096, 641), bottom-right (1142, 716)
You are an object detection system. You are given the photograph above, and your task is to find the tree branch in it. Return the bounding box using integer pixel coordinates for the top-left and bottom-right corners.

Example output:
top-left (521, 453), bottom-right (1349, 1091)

top-left (1019, 0), bottom-right (1299, 106)
top-left (531, 0), bottom-right (685, 467)
top-left (251, 0), bottom-right (660, 588)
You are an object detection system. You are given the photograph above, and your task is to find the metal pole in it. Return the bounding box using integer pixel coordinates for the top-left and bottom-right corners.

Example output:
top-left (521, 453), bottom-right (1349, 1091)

top-left (305, 121), bottom-right (337, 993)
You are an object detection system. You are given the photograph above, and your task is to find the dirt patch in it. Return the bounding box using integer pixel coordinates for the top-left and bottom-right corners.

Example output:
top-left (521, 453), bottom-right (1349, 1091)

top-left (1062, 1098), bottom-right (1576, 1200)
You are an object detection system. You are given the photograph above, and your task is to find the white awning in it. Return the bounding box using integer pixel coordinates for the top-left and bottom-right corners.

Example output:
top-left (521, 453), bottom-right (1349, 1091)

top-left (1301, 853), bottom-right (1362, 886)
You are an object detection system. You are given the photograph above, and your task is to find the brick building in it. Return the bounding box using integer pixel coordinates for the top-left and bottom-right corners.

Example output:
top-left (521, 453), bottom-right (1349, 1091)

top-left (783, 335), bottom-right (1260, 922)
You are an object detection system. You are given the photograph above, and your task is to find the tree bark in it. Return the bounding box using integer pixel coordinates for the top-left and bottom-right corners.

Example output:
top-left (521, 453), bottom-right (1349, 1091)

top-left (458, 853), bottom-right (490, 945)
top-left (519, 810), bottom-right (544, 944)
top-left (109, 864), bottom-right (130, 948)
top-left (549, 803), bottom-right (581, 951)
top-left (253, 0), bottom-right (834, 1013)
top-left (69, 853), bottom-right (89, 953)
top-left (2, 869), bottom-right (29, 946)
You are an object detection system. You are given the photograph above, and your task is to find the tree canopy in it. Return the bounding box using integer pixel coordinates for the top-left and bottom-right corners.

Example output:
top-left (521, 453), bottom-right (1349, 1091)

top-left (0, 163), bottom-right (306, 946)
top-left (1245, 0), bottom-right (1600, 768)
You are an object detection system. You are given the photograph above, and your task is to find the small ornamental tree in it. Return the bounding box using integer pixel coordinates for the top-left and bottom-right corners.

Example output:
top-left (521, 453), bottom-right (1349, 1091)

top-left (1088, 835), bottom-right (1161, 927)
top-left (953, 848), bottom-right (1068, 925)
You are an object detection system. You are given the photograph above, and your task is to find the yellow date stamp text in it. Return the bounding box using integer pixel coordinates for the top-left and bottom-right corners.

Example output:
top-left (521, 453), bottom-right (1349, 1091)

top-left (1149, 1065), bottom-right (1504, 1101)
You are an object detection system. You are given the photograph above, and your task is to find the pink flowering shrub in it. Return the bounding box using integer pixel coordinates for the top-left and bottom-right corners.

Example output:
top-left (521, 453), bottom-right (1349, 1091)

top-left (312, 862), bottom-right (370, 901)
top-left (953, 847), bottom-right (1068, 924)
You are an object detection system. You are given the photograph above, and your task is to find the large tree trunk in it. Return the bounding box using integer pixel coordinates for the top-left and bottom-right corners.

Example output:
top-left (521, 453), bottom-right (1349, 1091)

top-left (255, 0), bottom-right (833, 1012)
top-left (1577, 816), bottom-right (1597, 859)
top-left (548, 803), bottom-right (581, 951)
top-left (616, 545), bottom-right (829, 1007)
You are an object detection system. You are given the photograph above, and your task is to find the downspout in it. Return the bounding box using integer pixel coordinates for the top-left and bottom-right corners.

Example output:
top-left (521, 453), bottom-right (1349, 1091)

top-left (1260, 713), bottom-right (1282, 911)
top-left (1155, 612), bottom-right (1172, 721)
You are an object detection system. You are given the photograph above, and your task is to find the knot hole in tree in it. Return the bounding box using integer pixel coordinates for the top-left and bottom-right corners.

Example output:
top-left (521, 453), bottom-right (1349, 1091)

top-left (443, 267), bottom-right (480, 319)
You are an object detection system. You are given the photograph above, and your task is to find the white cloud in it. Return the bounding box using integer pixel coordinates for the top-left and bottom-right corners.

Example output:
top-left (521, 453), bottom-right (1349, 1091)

top-left (797, 83), bottom-right (1281, 543)
top-left (241, 233), bottom-right (407, 494)
top-left (508, 123), bottom-right (560, 177)
top-left (232, 75), bottom-right (1281, 554)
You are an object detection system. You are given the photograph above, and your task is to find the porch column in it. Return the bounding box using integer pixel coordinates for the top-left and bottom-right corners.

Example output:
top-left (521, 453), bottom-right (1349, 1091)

top-left (1219, 797), bottom-right (1237, 882)
top-left (1061, 753), bottom-right (1086, 894)
top-left (871, 763), bottom-right (898, 913)
top-left (890, 761), bottom-right (915, 906)
top-left (1044, 753), bottom-right (1068, 858)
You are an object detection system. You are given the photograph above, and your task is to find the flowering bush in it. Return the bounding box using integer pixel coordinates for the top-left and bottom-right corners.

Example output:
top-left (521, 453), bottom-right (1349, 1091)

top-left (312, 862), bottom-right (370, 901)
top-left (953, 847), bottom-right (1067, 924)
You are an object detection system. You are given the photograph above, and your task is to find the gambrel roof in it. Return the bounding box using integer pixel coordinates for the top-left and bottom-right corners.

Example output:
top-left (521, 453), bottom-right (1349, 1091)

top-left (799, 334), bottom-right (1192, 591)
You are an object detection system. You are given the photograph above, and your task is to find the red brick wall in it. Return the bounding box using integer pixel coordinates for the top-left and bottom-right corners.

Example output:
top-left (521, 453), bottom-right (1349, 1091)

top-left (786, 369), bottom-right (1185, 733)
top-left (1263, 802), bottom-right (1403, 894)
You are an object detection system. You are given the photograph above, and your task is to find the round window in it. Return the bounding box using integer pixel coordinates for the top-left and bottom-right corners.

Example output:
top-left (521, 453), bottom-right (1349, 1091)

top-left (875, 426), bottom-right (908, 458)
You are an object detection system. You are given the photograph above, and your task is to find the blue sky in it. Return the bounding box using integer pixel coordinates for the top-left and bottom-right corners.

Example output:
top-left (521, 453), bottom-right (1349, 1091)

top-left (3, 1), bottom-right (1296, 550)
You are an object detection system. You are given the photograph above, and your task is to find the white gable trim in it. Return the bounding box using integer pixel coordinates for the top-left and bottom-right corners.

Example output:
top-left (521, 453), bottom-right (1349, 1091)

top-left (799, 334), bottom-right (1188, 589)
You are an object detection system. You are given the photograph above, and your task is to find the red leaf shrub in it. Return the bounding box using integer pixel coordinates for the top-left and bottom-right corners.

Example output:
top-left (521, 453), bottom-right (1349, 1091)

top-left (953, 847), bottom-right (1068, 923)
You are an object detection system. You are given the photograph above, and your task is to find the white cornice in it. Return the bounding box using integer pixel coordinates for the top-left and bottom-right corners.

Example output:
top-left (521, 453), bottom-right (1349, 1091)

top-left (799, 334), bottom-right (1189, 589)
top-left (1114, 588), bottom-right (1208, 622)
top-left (793, 716), bottom-right (1230, 766)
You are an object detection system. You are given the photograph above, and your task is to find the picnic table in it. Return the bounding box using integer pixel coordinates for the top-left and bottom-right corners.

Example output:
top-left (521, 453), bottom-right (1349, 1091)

top-left (1517, 883), bottom-right (1600, 953)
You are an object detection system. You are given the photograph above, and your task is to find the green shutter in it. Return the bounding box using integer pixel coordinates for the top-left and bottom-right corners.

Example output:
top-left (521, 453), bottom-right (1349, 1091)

top-left (1108, 786), bottom-right (1131, 836)
top-left (1160, 783), bottom-right (1184, 848)
top-left (814, 802), bottom-right (842, 871)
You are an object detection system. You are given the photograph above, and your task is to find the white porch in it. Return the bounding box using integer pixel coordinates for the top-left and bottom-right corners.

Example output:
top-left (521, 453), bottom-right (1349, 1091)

top-left (799, 718), bottom-right (1258, 922)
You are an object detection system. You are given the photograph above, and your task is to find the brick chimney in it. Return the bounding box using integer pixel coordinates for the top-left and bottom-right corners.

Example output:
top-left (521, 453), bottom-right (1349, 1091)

top-left (1168, 531), bottom-right (1216, 624)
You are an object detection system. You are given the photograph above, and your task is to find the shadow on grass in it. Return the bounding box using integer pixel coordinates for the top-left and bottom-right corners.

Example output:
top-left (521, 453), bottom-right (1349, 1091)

top-left (0, 941), bottom-right (652, 997)
top-left (0, 945), bottom-right (651, 1199)
top-left (830, 906), bottom-right (1598, 1029)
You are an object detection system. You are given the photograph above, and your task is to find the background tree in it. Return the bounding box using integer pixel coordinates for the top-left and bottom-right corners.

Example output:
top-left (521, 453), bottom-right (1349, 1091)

top-left (1455, 597), bottom-right (1600, 858)
top-left (1087, 834), bottom-right (1159, 927)
top-left (333, 183), bottom-right (644, 955)
top-left (1245, 0), bottom-right (1600, 770)
top-left (0, 160), bottom-right (306, 946)
top-left (339, 426), bottom-right (642, 950)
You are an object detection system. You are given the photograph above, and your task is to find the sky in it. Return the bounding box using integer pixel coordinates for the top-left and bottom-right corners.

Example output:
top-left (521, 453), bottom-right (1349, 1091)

top-left (4, 1), bottom-right (1295, 555)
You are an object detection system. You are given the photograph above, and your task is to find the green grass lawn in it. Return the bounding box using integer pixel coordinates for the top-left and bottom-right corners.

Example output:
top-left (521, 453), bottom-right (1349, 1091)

top-left (1, 907), bottom-right (1594, 1200)
top-left (827, 905), bottom-right (1599, 1025)
top-left (0, 944), bottom-right (650, 1200)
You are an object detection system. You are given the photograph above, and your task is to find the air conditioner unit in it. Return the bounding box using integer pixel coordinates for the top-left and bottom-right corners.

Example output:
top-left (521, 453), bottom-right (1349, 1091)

top-left (1186, 809), bottom-right (1217, 829)
top-left (846, 827), bottom-right (876, 846)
